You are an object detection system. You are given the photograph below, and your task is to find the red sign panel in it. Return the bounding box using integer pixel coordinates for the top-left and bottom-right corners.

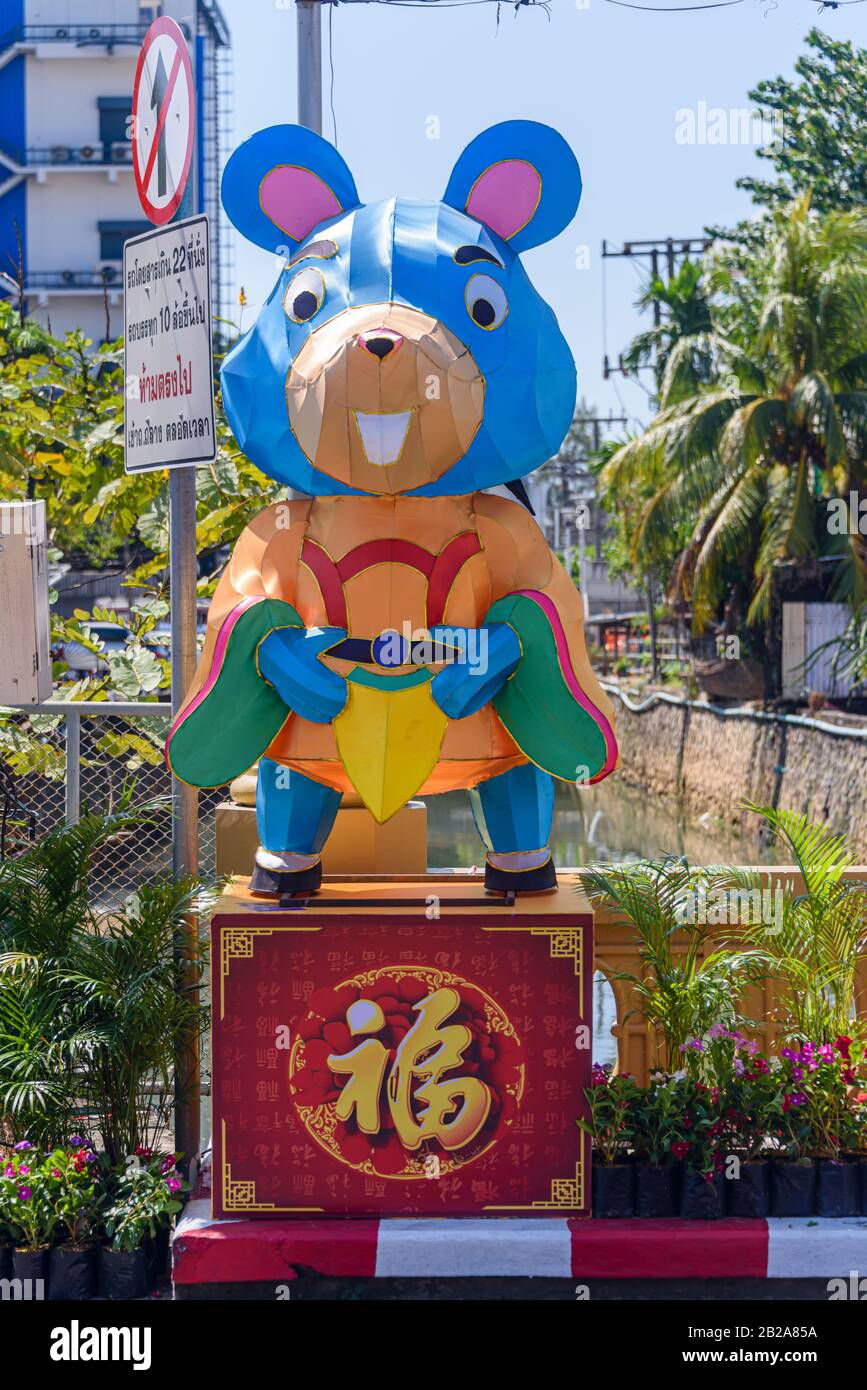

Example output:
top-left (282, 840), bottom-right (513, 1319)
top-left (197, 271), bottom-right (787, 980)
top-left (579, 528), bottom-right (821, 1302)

top-left (132, 16), bottom-right (195, 225)
top-left (212, 909), bottom-right (592, 1218)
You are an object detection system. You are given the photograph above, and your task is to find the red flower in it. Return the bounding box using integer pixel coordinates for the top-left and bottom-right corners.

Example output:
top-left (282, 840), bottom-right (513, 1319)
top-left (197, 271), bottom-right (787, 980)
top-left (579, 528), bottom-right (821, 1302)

top-left (671, 1141), bottom-right (690, 1160)
top-left (835, 1035), bottom-right (852, 1060)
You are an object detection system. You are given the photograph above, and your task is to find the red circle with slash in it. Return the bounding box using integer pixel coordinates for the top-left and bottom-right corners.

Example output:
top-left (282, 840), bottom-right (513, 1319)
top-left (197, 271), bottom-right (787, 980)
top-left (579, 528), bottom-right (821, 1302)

top-left (132, 16), bottom-right (195, 225)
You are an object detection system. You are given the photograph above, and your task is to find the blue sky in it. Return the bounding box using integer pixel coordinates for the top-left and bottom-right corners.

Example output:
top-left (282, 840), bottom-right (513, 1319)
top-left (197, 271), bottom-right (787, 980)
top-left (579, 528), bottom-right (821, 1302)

top-left (218, 0), bottom-right (866, 431)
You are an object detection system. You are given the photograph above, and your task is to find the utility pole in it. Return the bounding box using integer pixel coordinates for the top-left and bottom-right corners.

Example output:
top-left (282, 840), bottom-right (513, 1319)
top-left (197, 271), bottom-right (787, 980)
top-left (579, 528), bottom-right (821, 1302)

top-left (296, 0), bottom-right (323, 134)
top-left (601, 237), bottom-right (711, 379)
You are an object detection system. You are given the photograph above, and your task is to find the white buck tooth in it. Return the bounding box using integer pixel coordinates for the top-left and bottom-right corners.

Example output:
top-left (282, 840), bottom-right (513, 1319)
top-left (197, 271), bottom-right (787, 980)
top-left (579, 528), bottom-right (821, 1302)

top-left (354, 410), bottom-right (412, 466)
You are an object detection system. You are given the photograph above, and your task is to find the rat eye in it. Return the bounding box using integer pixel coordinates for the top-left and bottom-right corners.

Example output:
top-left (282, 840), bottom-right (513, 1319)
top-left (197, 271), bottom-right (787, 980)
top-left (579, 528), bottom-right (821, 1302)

top-left (465, 273), bottom-right (507, 330)
top-left (284, 267), bottom-right (325, 323)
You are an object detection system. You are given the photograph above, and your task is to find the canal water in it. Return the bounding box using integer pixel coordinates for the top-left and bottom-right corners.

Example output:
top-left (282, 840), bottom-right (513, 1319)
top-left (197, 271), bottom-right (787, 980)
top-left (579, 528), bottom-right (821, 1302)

top-left (427, 773), bottom-right (777, 870)
top-left (427, 775), bottom-right (781, 1065)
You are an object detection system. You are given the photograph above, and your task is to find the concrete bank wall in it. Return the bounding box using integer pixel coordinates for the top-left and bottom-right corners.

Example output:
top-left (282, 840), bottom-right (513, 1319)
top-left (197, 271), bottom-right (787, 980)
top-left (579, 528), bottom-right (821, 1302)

top-left (606, 687), bottom-right (867, 857)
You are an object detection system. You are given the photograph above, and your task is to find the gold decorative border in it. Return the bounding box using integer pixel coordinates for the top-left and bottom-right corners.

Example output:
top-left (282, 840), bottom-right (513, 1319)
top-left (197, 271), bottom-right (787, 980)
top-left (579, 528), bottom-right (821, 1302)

top-left (480, 924), bottom-right (588, 1212)
top-left (219, 923), bottom-right (322, 1019)
top-left (217, 919), bottom-right (589, 1217)
top-left (481, 925), bottom-right (585, 1012)
top-left (221, 1123), bottom-right (324, 1214)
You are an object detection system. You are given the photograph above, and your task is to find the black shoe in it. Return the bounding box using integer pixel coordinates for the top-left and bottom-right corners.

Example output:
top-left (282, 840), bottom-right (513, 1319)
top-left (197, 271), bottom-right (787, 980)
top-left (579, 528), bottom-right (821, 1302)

top-left (249, 858), bottom-right (323, 898)
top-left (484, 854), bottom-right (557, 894)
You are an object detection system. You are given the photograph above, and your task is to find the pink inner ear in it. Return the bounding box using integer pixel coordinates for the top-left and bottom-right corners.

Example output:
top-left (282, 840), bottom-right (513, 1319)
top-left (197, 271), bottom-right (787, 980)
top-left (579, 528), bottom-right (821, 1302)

top-left (465, 159), bottom-right (542, 241)
top-left (259, 165), bottom-right (342, 242)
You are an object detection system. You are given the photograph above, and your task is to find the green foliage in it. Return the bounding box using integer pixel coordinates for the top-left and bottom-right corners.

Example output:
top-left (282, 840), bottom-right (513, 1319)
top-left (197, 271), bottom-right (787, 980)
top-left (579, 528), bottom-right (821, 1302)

top-left (0, 294), bottom-right (283, 603)
top-left (583, 856), bottom-right (768, 1072)
top-left (733, 804), bottom-right (867, 1043)
top-left (622, 259), bottom-right (714, 399)
top-left (101, 1152), bottom-right (188, 1253)
top-left (578, 1064), bottom-right (637, 1163)
top-left (0, 1142), bottom-right (60, 1249)
top-left (601, 199), bottom-right (867, 636)
top-left (0, 805), bottom-right (214, 1161)
top-left (738, 29), bottom-right (867, 217)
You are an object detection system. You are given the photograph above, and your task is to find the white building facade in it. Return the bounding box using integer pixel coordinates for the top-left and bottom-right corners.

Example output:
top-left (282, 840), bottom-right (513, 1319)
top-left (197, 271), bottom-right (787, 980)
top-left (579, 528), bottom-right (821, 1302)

top-left (0, 0), bottom-right (231, 342)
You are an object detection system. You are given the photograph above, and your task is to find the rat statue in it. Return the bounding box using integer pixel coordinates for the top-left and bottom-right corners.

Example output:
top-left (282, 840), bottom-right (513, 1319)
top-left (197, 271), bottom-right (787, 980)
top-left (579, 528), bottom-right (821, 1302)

top-left (166, 120), bottom-right (618, 896)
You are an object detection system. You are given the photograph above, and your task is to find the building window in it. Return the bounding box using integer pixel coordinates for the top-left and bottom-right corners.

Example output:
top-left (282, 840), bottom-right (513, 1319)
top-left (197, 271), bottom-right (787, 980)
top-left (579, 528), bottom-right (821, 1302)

top-left (97, 97), bottom-right (133, 163)
top-left (98, 221), bottom-right (151, 262)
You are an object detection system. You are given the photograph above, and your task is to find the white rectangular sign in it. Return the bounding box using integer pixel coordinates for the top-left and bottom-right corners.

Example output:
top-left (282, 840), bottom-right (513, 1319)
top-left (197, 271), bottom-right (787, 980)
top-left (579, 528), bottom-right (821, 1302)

top-left (124, 213), bottom-right (216, 473)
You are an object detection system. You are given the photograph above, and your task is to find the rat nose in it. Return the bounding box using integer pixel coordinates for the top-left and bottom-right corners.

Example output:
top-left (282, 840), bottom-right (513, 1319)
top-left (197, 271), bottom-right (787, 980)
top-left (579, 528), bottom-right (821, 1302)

top-left (358, 328), bottom-right (403, 360)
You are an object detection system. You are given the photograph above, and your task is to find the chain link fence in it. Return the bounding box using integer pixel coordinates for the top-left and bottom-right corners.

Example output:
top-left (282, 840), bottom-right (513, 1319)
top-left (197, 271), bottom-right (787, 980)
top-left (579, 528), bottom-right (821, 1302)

top-left (1, 703), bottom-right (228, 903)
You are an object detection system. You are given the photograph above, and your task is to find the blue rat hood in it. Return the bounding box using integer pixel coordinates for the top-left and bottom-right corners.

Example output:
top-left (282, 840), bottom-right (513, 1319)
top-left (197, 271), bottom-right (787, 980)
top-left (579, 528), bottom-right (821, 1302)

top-left (220, 121), bottom-right (580, 497)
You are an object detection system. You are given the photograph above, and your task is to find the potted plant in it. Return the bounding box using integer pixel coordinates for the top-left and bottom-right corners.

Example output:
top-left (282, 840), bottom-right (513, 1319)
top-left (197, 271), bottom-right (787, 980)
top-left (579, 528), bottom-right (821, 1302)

top-left (99, 1152), bottom-right (188, 1299)
top-left (805, 1037), bottom-right (864, 1218)
top-left (770, 1051), bottom-right (817, 1217)
top-left (630, 1074), bottom-right (683, 1216)
top-left (672, 1079), bottom-right (726, 1219)
top-left (0, 1159), bottom-right (15, 1278)
top-left (851, 1089), bottom-right (867, 1216)
top-left (47, 1137), bottom-right (102, 1300)
top-left (719, 1051), bottom-right (777, 1217)
top-left (579, 1064), bottom-right (636, 1217)
top-left (1, 1141), bottom-right (58, 1284)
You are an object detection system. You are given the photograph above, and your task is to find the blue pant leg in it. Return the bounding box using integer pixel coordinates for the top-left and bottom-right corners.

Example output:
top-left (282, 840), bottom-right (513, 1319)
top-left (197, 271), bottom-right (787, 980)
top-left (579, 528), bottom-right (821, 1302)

top-left (256, 757), bottom-right (341, 854)
top-left (468, 762), bottom-right (555, 854)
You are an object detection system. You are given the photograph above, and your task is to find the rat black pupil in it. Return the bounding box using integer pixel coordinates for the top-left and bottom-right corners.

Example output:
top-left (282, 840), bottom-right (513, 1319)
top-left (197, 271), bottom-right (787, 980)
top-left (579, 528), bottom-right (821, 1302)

top-left (472, 297), bottom-right (496, 328)
top-left (294, 290), bottom-right (318, 320)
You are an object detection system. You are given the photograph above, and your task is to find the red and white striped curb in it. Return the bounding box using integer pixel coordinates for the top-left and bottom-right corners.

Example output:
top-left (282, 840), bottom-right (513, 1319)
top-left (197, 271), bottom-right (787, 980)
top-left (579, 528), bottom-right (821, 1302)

top-left (172, 1202), bottom-right (867, 1285)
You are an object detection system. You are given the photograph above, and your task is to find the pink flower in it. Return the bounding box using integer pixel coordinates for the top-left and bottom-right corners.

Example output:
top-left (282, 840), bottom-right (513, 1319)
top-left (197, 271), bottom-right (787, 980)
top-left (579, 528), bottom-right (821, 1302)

top-left (17, 1185), bottom-right (31, 1201)
top-left (165, 1175), bottom-right (181, 1194)
top-left (17, 1164), bottom-right (30, 1177)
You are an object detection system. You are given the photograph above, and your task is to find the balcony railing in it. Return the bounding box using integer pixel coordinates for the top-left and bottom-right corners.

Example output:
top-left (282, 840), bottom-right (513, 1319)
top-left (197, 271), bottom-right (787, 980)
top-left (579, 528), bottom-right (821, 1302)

top-left (1, 142), bottom-right (133, 169)
top-left (0, 24), bottom-right (152, 52)
top-left (25, 267), bottom-right (122, 291)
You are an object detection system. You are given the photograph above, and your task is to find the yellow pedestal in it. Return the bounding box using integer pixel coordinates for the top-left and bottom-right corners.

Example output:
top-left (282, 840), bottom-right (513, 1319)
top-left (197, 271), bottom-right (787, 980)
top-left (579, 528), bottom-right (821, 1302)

top-left (214, 798), bottom-right (428, 878)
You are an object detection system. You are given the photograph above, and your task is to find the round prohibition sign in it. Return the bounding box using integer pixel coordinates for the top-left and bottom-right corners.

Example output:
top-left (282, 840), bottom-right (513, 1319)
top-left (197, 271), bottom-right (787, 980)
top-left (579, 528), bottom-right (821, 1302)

top-left (132, 16), bottom-right (195, 225)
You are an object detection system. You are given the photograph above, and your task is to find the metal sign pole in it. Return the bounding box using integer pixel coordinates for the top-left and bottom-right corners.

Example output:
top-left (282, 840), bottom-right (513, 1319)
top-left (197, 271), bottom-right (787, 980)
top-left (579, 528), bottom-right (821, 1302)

top-left (129, 14), bottom-right (213, 1179)
top-left (296, 0), bottom-right (322, 134)
top-left (169, 67), bottom-right (200, 1178)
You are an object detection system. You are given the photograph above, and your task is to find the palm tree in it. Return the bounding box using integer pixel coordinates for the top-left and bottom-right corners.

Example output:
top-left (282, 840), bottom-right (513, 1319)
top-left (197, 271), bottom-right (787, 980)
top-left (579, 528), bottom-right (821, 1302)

top-left (622, 258), bottom-right (714, 398)
top-left (602, 198), bottom-right (867, 653)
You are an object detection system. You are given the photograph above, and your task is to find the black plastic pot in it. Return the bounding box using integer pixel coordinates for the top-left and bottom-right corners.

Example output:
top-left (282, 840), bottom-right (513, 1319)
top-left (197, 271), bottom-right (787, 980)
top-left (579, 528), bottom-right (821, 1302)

top-left (680, 1169), bottom-right (724, 1219)
top-left (725, 1160), bottom-right (770, 1218)
top-left (816, 1159), bottom-right (860, 1218)
top-left (0, 1244), bottom-right (12, 1280)
top-left (99, 1246), bottom-right (149, 1301)
top-left (48, 1244), bottom-right (98, 1300)
top-left (769, 1160), bottom-right (816, 1217)
top-left (12, 1246), bottom-right (49, 1293)
top-left (145, 1225), bottom-right (170, 1288)
top-left (635, 1162), bottom-right (677, 1217)
top-left (591, 1161), bottom-right (634, 1218)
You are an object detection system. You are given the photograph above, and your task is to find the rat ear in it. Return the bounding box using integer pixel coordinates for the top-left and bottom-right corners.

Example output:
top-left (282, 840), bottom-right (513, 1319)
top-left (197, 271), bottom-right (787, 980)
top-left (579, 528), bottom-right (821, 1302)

top-left (221, 124), bottom-right (360, 253)
top-left (443, 120), bottom-right (581, 253)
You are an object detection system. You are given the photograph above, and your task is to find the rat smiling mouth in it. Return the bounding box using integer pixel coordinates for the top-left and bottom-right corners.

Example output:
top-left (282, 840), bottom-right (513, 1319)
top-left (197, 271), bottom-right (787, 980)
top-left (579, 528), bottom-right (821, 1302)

top-left (353, 409), bottom-right (414, 467)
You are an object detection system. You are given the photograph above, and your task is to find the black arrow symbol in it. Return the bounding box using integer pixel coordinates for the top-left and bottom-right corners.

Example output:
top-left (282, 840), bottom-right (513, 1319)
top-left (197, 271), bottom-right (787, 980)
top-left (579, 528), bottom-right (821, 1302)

top-left (150, 50), bottom-right (168, 199)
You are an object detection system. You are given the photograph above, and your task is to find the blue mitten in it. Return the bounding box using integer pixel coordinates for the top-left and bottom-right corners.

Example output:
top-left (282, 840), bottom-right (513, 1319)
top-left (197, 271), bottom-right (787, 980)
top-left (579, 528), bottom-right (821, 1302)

top-left (258, 626), bottom-right (348, 724)
top-left (430, 623), bottom-right (521, 720)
